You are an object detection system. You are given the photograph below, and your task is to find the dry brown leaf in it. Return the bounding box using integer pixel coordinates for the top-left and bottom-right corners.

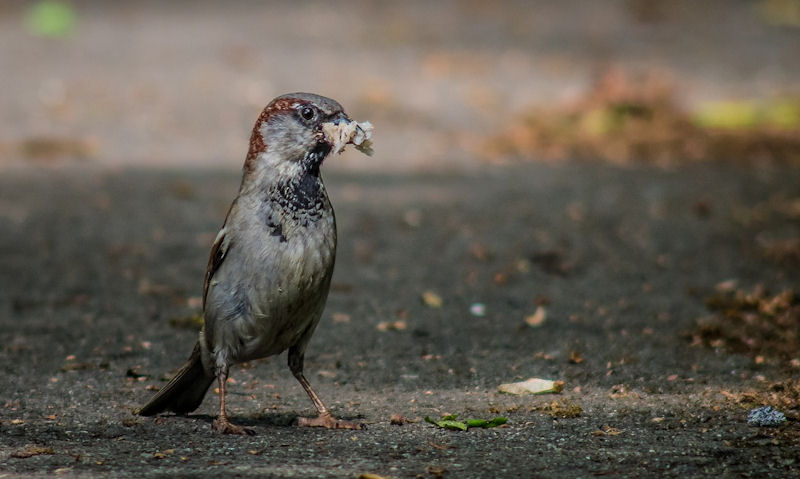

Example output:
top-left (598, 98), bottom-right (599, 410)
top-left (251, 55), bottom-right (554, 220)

top-left (533, 399), bottom-right (583, 418)
top-left (389, 414), bottom-right (415, 425)
top-left (569, 350), bottom-right (584, 364)
top-left (593, 425), bottom-right (622, 436)
top-left (377, 320), bottom-right (407, 332)
top-left (12, 446), bottom-right (55, 458)
top-left (422, 291), bottom-right (443, 308)
top-left (525, 306), bottom-right (547, 327)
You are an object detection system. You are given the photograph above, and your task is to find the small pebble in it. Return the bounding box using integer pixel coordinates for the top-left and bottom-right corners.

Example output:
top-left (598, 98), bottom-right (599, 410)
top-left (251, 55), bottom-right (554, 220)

top-left (747, 406), bottom-right (785, 427)
top-left (470, 303), bottom-right (486, 317)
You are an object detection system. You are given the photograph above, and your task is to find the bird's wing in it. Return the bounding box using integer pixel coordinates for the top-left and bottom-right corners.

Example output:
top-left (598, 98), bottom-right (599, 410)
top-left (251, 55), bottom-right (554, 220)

top-left (203, 202), bottom-right (236, 309)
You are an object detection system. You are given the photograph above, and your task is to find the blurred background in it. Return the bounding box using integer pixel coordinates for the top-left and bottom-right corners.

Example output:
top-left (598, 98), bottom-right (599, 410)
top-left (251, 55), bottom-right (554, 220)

top-left (1, 0), bottom-right (798, 172)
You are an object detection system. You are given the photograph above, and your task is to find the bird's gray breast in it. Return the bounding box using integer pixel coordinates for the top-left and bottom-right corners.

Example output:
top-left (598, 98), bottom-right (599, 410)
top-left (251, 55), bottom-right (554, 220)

top-left (206, 176), bottom-right (336, 362)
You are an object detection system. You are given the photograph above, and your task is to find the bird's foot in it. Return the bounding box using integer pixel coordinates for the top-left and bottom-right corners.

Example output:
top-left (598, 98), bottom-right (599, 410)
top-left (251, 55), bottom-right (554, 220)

top-left (297, 412), bottom-right (363, 430)
top-left (213, 417), bottom-right (255, 435)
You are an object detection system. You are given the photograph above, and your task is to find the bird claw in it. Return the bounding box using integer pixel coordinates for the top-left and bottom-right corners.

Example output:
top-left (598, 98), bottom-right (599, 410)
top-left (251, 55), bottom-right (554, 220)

top-left (213, 418), bottom-right (255, 435)
top-left (297, 413), bottom-right (363, 430)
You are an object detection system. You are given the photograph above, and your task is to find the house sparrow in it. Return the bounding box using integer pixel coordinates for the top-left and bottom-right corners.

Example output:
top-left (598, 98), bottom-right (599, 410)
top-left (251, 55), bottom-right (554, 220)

top-left (138, 92), bottom-right (373, 434)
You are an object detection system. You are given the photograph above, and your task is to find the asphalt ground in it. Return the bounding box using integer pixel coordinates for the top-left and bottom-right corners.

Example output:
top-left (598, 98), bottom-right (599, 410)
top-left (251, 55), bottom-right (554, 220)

top-left (0, 161), bottom-right (797, 477)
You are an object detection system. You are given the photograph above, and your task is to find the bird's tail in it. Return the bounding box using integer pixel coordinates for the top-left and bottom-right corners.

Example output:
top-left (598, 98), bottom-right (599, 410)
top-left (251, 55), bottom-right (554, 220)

top-left (137, 342), bottom-right (214, 416)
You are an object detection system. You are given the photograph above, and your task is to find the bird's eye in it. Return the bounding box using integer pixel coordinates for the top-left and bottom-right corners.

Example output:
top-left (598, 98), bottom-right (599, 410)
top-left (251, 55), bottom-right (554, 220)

top-left (300, 106), bottom-right (315, 121)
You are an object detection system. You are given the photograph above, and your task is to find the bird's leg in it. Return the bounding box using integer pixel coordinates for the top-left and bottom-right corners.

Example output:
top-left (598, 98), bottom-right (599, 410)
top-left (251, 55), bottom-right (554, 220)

top-left (212, 365), bottom-right (254, 435)
top-left (288, 346), bottom-right (362, 430)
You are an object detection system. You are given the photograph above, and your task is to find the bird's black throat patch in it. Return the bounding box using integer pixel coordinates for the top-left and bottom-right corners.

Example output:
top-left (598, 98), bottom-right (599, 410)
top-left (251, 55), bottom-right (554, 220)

top-left (302, 141), bottom-right (332, 173)
top-left (265, 142), bottom-right (331, 231)
top-left (274, 169), bottom-right (324, 213)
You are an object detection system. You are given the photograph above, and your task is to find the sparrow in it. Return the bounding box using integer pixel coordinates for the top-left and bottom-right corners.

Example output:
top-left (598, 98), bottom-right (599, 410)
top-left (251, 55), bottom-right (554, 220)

top-left (138, 92), bottom-right (373, 434)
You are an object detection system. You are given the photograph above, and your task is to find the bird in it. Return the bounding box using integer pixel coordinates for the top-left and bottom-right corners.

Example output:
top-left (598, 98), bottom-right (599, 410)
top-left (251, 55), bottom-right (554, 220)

top-left (138, 92), bottom-right (372, 434)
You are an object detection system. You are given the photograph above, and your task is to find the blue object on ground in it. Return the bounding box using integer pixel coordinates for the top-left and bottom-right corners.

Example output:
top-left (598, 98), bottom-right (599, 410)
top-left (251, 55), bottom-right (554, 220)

top-left (747, 406), bottom-right (786, 427)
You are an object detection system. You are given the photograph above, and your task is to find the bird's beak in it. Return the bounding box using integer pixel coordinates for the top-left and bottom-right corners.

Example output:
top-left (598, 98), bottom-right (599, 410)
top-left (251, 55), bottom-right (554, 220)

top-left (329, 112), bottom-right (351, 126)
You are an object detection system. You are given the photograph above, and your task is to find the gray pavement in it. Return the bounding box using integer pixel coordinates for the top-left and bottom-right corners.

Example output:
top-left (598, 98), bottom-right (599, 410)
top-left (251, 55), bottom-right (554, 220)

top-left (0, 162), bottom-right (798, 477)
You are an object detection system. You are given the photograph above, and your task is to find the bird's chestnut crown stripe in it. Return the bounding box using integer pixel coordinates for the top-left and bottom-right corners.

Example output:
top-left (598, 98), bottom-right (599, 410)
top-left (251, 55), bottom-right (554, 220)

top-left (246, 99), bottom-right (297, 164)
top-left (244, 98), bottom-right (327, 173)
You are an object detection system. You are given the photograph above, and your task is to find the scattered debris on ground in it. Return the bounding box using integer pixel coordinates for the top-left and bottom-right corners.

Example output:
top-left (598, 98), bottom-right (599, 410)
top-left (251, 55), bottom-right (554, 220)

top-left (498, 378), bottom-right (564, 395)
top-left (719, 378), bottom-right (800, 417)
top-left (690, 284), bottom-right (800, 368)
top-left (484, 68), bottom-right (800, 166)
top-left (424, 414), bottom-right (507, 431)
top-left (532, 399), bottom-right (583, 418)
top-left (747, 406), bottom-right (786, 427)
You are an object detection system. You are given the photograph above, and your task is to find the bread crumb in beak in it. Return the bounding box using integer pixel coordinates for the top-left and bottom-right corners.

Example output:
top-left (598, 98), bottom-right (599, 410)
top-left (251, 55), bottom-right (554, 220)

top-left (322, 120), bottom-right (374, 156)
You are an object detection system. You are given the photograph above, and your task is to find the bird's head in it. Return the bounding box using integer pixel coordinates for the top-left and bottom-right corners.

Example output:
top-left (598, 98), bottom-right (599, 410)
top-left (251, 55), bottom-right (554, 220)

top-left (243, 92), bottom-right (372, 182)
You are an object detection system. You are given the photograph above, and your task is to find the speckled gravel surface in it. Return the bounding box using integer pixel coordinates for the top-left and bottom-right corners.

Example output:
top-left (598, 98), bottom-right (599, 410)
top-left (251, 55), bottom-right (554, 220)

top-left (0, 162), bottom-right (797, 477)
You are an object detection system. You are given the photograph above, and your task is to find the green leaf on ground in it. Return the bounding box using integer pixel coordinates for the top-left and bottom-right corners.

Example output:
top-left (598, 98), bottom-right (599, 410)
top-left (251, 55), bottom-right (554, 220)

top-left (466, 417), bottom-right (508, 428)
top-left (425, 414), bottom-right (507, 431)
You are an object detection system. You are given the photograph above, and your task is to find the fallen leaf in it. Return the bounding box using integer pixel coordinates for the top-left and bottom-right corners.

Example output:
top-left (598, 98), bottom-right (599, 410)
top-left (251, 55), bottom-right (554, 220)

top-left (422, 291), bottom-right (443, 308)
top-left (533, 399), bottom-right (583, 418)
top-left (466, 417), bottom-right (507, 428)
top-left (592, 425), bottom-right (622, 436)
top-left (424, 414), bottom-right (506, 431)
top-left (569, 350), bottom-right (584, 364)
top-left (12, 446), bottom-right (55, 458)
top-left (525, 306), bottom-right (547, 327)
top-left (390, 414), bottom-right (415, 425)
top-left (377, 320), bottom-right (407, 331)
top-left (425, 415), bottom-right (466, 431)
top-left (498, 378), bottom-right (564, 395)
